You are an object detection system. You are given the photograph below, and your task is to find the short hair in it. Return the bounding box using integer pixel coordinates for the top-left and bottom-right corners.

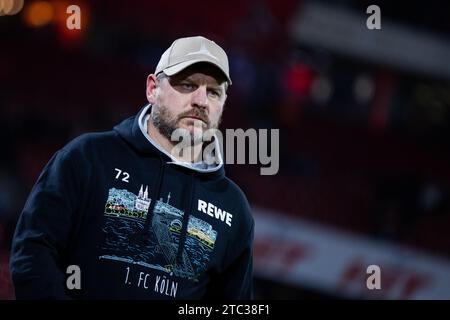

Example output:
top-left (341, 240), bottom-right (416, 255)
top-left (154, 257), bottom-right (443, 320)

top-left (156, 72), bottom-right (167, 82)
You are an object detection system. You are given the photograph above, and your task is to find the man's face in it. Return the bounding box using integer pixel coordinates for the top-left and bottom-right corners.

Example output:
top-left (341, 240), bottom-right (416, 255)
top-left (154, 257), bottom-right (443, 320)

top-left (147, 63), bottom-right (227, 145)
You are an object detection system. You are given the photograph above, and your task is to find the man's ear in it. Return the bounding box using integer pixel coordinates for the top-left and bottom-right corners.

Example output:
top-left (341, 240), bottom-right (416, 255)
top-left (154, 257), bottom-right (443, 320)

top-left (146, 74), bottom-right (158, 104)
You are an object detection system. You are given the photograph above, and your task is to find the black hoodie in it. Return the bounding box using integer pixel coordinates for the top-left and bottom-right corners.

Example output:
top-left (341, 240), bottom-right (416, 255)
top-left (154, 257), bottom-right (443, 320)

top-left (10, 105), bottom-right (254, 300)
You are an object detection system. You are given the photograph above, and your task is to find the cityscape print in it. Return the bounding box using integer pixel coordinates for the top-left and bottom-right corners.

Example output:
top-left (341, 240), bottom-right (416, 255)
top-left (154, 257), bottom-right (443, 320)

top-left (99, 185), bottom-right (217, 281)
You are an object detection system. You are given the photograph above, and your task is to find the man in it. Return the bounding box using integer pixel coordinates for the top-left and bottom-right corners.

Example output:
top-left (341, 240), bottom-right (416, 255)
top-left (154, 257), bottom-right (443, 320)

top-left (10, 36), bottom-right (254, 299)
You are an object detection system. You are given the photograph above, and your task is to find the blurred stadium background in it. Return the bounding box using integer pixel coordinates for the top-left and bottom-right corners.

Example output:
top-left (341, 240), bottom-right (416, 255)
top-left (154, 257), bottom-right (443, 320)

top-left (1, 0), bottom-right (450, 299)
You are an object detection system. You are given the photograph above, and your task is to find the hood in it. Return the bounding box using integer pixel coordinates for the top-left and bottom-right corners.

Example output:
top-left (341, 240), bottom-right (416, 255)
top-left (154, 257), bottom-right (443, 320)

top-left (113, 104), bottom-right (225, 179)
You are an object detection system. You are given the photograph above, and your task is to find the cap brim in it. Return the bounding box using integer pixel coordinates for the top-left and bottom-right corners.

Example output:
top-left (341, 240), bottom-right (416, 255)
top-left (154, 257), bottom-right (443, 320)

top-left (162, 60), bottom-right (232, 85)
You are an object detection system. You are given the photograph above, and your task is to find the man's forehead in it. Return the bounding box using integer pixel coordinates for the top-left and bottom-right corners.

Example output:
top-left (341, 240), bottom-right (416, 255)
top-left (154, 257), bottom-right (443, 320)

top-left (171, 63), bottom-right (227, 85)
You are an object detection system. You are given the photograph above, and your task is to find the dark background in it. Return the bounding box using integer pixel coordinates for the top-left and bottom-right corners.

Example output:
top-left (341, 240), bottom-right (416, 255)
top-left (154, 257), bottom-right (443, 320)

top-left (1, 0), bottom-right (450, 299)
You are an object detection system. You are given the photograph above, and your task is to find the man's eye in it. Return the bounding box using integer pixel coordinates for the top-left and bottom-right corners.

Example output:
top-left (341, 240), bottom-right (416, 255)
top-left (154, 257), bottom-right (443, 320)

top-left (181, 83), bottom-right (194, 90)
top-left (208, 90), bottom-right (220, 98)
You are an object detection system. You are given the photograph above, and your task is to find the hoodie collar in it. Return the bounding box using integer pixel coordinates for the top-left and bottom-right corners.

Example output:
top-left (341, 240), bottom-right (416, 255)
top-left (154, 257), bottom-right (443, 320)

top-left (114, 104), bottom-right (225, 175)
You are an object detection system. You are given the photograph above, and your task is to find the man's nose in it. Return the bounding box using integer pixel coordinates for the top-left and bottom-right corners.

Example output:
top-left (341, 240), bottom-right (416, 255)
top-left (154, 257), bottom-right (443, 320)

top-left (191, 86), bottom-right (209, 109)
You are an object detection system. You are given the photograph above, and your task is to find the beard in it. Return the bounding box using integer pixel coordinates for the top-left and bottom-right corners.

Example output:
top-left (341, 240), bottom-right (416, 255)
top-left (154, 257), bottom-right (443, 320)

top-left (150, 103), bottom-right (221, 146)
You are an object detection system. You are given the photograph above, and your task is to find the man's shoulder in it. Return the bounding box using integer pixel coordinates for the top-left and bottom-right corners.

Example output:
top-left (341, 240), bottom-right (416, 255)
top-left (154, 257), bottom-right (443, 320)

top-left (57, 130), bottom-right (121, 162)
top-left (223, 177), bottom-right (247, 200)
top-left (223, 176), bottom-right (254, 223)
top-left (62, 130), bottom-right (118, 152)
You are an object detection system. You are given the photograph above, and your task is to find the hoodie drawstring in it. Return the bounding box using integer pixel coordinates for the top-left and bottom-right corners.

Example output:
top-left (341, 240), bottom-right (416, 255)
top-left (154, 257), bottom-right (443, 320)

top-left (176, 172), bottom-right (195, 265)
top-left (141, 157), bottom-right (165, 237)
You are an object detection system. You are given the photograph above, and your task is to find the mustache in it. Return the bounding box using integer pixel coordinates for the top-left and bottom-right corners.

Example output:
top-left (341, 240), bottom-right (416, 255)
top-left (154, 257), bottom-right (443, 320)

top-left (178, 109), bottom-right (209, 125)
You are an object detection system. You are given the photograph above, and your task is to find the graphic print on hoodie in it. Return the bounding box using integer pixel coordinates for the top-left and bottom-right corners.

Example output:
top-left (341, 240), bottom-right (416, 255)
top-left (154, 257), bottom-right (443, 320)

top-left (100, 186), bottom-right (217, 282)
